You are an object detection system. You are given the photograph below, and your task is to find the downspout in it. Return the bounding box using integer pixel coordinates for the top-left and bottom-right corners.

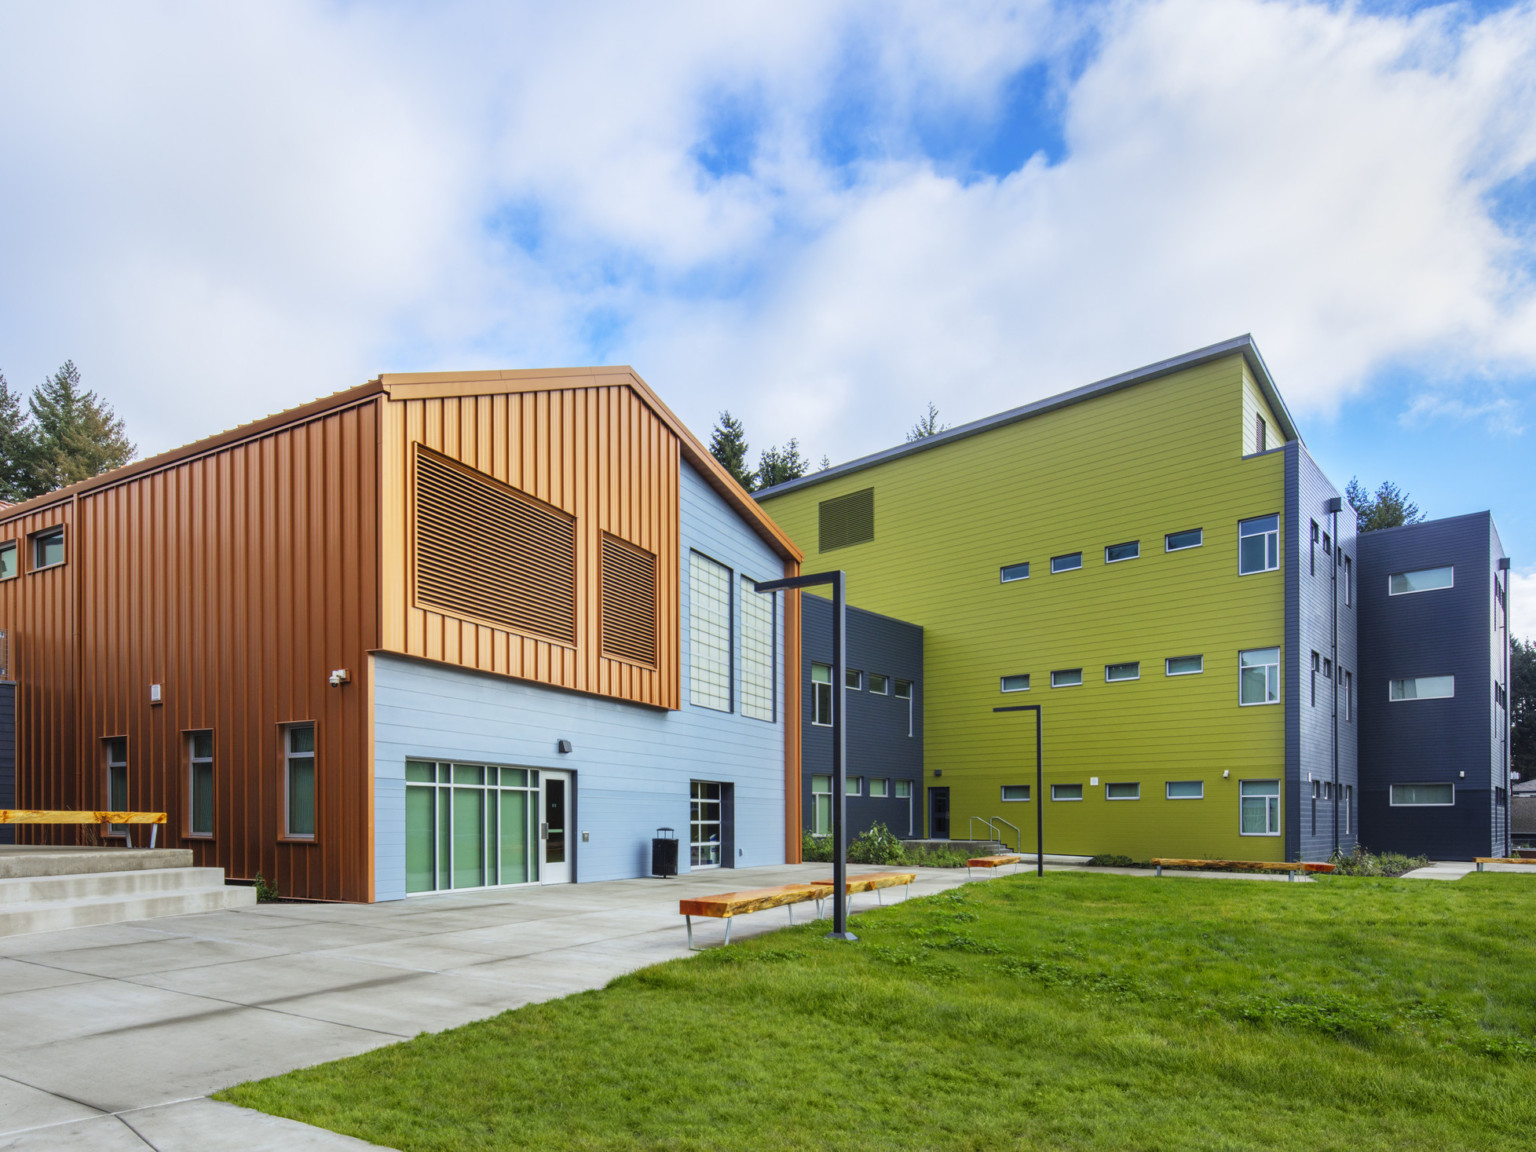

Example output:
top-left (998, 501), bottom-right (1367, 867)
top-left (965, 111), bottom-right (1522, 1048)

top-left (1327, 496), bottom-right (1342, 857)
top-left (1499, 556), bottom-right (1512, 857)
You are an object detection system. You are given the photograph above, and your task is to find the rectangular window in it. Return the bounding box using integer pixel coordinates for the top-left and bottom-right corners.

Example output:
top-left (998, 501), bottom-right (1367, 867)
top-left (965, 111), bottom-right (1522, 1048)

top-left (1165, 655), bottom-right (1203, 676)
top-left (1311, 651), bottom-right (1320, 706)
top-left (31, 528), bottom-right (65, 570)
top-left (690, 781), bottom-right (722, 868)
top-left (1051, 784), bottom-right (1083, 801)
top-left (1238, 515), bottom-right (1279, 575)
top-left (284, 724), bottom-right (316, 839)
top-left (1239, 647), bottom-right (1281, 705)
top-left (1166, 780), bottom-right (1204, 800)
top-left (1050, 552), bottom-right (1083, 574)
top-left (1051, 668), bottom-right (1083, 688)
top-left (1000, 674), bottom-right (1030, 693)
top-left (0, 541), bottom-right (16, 580)
top-left (1344, 556), bottom-right (1353, 605)
top-left (1311, 779), bottom-right (1319, 835)
top-left (688, 552), bottom-right (733, 712)
top-left (1390, 676), bottom-right (1454, 701)
top-left (811, 663), bottom-right (832, 726)
top-left (1165, 528), bottom-right (1202, 552)
top-left (846, 776), bottom-right (862, 796)
top-left (1344, 671), bottom-right (1352, 721)
top-left (1310, 520), bottom-right (1319, 575)
top-left (1105, 541), bottom-right (1140, 563)
top-left (1105, 662), bottom-right (1140, 682)
top-left (868, 673), bottom-right (889, 695)
top-left (845, 668), bottom-right (863, 690)
top-left (738, 576), bottom-right (775, 722)
top-left (1239, 779), bottom-right (1281, 835)
top-left (1389, 566), bottom-right (1454, 595)
top-left (1390, 783), bottom-right (1454, 806)
top-left (894, 678), bottom-right (914, 737)
top-left (811, 774), bottom-right (832, 834)
top-left (1001, 785), bottom-right (1031, 802)
top-left (1000, 562), bottom-right (1030, 582)
top-left (895, 780), bottom-right (912, 799)
top-left (105, 737), bottom-right (128, 836)
top-left (1322, 531), bottom-right (1331, 555)
top-left (1105, 782), bottom-right (1140, 800)
top-left (1323, 657), bottom-right (1332, 680)
top-left (869, 778), bottom-right (889, 798)
top-left (1255, 414), bottom-right (1267, 453)
top-left (188, 731), bottom-right (214, 837)
top-left (1345, 784), bottom-right (1353, 834)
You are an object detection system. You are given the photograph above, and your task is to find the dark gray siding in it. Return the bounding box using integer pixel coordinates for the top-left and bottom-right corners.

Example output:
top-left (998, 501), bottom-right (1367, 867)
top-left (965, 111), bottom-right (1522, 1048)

top-left (1284, 443), bottom-right (1360, 862)
top-left (1357, 512), bottom-right (1508, 858)
top-left (0, 681), bottom-right (13, 844)
top-left (800, 594), bottom-right (924, 839)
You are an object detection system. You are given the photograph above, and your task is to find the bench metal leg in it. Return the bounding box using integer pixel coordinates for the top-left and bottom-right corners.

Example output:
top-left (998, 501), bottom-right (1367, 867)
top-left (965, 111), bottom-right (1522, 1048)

top-left (686, 915), bottom-right (693, 951)
top-left (149, 825), bottom-right (158, 849)
top-left (1155, 864), bottom-right (1162, 877)
top-left (876, 888), bottom-right (883, 905)
top-left (724, 918), bottom-right (732, 946)
top-left (1478, 862), bottom-right (1485, 872)
top-left (1287, 871), bottom-right (1297, 882)
top-left (787, 903), bottom-right (794, 926)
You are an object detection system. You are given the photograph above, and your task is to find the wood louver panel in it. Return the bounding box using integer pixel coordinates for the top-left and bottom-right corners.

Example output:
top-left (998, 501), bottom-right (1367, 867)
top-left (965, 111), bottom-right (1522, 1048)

top-left (414, 447), bottom-right (577, 645)
top-left (818, 487), bottom-right (875, 552)
top-left (600, 534), bottom-right (657, 666)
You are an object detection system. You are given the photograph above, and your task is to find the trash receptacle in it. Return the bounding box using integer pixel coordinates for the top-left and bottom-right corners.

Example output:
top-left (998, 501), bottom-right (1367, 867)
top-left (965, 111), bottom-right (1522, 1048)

top-left (652, 827), bottom-right (679, 877)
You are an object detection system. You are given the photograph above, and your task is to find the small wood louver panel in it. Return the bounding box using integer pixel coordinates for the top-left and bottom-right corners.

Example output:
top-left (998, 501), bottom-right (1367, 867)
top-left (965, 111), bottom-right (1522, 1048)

top-left (414, 447), bottom-right (577, 645)
top-left (600, 534), bottom-right (657, 666)
top-left (818, 488), bottom-right (875, 552)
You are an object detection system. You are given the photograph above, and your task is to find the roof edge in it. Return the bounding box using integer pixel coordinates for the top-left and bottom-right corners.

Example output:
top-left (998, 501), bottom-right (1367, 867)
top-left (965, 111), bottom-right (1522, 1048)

top-left (756, 335), bottom-right (1300, 500)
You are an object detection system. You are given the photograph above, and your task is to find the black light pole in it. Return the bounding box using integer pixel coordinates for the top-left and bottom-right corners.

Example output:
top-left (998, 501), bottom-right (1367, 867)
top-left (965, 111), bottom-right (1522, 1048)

top-left (753, 570), bottom-right (856, 941)
top-left (994, 704), bottom-right (1044, 877)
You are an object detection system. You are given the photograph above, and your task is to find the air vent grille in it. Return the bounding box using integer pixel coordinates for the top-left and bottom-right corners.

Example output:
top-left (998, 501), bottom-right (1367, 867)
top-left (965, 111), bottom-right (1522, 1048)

top-left (414, 448), bottom-right (577, 645)
top-left (600, 535), bottom-right (657, 666)
top-left (818, 488), bottom-right (875, 552)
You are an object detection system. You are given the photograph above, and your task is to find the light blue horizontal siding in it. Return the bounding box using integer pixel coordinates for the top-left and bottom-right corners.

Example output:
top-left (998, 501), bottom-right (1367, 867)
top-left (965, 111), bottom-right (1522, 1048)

top-left (372, 459), bottom-right (786, 899)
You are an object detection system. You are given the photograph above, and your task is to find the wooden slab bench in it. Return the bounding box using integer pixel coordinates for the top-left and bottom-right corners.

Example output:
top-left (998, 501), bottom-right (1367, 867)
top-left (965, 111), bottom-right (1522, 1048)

top-left (966, 854), bottom-right (1023, 878)
top-left (0, 810), bottom-right (167, 848)
top-left (1474, 857), bottom-right (1536, 871)
top-left (810, 871), bottom-right (917, 911)
top-left (1151, 858), bottom-right (1335, 882)
top-left (679, 884), bottom-right (822, 949)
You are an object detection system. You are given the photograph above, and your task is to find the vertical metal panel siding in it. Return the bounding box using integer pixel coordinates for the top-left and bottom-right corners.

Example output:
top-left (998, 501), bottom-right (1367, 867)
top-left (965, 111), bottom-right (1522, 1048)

top-left (0, 400), bottom-right (380, 900)
top-left (381, 384), bottom-right (681, 710)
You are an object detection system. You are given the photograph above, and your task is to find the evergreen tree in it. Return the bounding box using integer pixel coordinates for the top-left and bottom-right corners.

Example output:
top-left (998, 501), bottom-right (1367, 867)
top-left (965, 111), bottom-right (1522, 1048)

top-left (1514, 638), bottom-right (1536, 783)
top-left (756, 439), bottom-right (808, 489)
top-left (0, 372), bottom-right (34, 503)
top-left (1345, 477), bottom-right (1425, 532)
top-left (27, 362), bottom-right (136, 493)
top-left (906, 401), bottom-right (948, 441)
top-left (709, 410), bottom-right (755, 492)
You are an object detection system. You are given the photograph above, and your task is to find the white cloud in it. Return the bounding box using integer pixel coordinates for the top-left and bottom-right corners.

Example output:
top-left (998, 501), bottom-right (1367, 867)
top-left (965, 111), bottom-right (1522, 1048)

top-left (1511, 565), bottom-right (1536, 644)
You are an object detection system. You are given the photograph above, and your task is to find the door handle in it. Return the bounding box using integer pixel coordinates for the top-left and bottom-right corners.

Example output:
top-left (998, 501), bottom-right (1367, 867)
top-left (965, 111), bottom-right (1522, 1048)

top-left (540, 822), bottom-right (548, 840)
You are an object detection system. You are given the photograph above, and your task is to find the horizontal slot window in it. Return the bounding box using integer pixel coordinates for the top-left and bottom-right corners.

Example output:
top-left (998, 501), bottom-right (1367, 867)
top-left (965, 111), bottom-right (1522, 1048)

top-left (1390, 676), bottom-right (1454, 701)
top-left (846, 669), bottom-right (863, 690)
top-left (1165, 655), bottom-right (1203, 676)
top-left (1166, 780), bottom-right (1204, 800)
top-left (1165, 528), bottom-right (1203, 552)
top-left (1390, 783), bottom-right (1454, 806)
top-left (1050, 552), bottom-right (1083, 573)
top-left (846, 776), bottom-right (862, 796)
top-left (1000, 674), bottom-right (1030, 693)
top-left (895, 780), bottom-right (912, 799)
top-left (1001, 785), bottom-right (1031, 802)
top-left (31, 528), bottom-right (65, 571)
top-left (1000, 562), bottom-right (1030, 583)
top-left (869, 778), bottom-right (889, 798)
top-left (1105, 782), bottom-right (1140, 800)
top-left (1051, 669), bottom-right (1083, 688)
top-left (893, 679), bottom-right (912, 700)
top-left (868, 673), bottom-right (889, 695)
top-left (1105, 662), bottom-right (1140, 682)
top-left (1051, 784), bottom-right (1083, 801)
top-left (1105, 541), bottom-right (1140, 563)
top-left (1388, 566), bottom-right (1453, 595)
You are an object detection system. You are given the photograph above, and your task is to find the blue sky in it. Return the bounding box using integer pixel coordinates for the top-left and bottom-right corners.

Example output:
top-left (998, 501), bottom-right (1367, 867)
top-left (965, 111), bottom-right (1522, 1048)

top-left (0, 0), bottom-right (1533, 630)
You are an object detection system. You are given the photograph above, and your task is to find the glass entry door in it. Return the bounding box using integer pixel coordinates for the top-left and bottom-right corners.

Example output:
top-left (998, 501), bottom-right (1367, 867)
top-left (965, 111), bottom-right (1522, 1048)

top-left (405, 761), bottom-right (541, 894)
top-left (540, 771), bottom-right (572, 884)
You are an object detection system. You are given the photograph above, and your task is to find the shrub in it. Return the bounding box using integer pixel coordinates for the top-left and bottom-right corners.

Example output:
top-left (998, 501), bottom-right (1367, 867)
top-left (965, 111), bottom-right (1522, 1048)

top-left (848, 822), bottom-right (907, 865)
top-left (1087, 854), bottom-right (1135, 868)
top-left (801, 831), bottom-right (833, 862)
top-left (253, 871), bottom-right (281, 902)
top-left (1329, 847), bottom-right (1428, 877)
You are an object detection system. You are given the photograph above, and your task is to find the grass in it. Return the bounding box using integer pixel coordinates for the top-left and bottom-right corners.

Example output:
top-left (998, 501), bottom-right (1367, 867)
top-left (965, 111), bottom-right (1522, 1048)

top-left (220, 872), bottom-right (1536, 1151)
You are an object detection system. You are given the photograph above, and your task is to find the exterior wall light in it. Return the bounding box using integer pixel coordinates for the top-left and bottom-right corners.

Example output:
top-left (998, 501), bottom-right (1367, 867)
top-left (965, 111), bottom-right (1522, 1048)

top-left (328, 669), bottom-right (349, 687)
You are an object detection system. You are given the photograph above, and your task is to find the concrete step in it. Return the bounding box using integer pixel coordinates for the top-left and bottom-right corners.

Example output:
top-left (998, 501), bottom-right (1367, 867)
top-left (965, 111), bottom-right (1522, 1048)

top-left (0, 881), bottom-right (256, 937)
top-left (0, 866), bottom-right (234, 904)
top-left (0, 848), bottom-right (195, 879)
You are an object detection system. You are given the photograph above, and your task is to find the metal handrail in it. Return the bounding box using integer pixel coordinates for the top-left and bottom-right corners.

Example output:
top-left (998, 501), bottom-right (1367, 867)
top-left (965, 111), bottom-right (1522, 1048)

top-left (989, 817), bottom-right (1022, 853)
top-left (968, 816), bottom-right (998, 844)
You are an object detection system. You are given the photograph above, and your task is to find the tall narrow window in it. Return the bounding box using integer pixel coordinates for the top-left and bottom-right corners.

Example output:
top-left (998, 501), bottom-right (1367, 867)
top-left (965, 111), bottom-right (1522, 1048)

top-left (811, 663), bottom-right (832, 726)
top-left (690, 781), bottom-right (722, 868)
top-left (0, 541), bottom-right (16, 580)
top-left (738, 576), bottom-right (775, 722)
top-left (1311, 652), bottom-right (1320, 706)
top-left (188, 731), bottom-right (214, 837)
top-left (1255, 414), bottom-right (1267, 453)
top-left (1238, 516), bottom-right (1279, 574)
top-left (811, 775), bottom-right (832, 835)
top-left (688, 551), bottom-right (733, 712)
top-left (1310, 521), bottom-right (1318, 575)
top-left (894, 679), bottom-right (913, 737)
top-left (1345, 785), bottom-right (1353, 834)
top-left (1344, 556), bottom-right (1353, 605)
top-left (105, 738), bottom-right (128, 836)
top-left (285, 724), bottom-right (316, 839)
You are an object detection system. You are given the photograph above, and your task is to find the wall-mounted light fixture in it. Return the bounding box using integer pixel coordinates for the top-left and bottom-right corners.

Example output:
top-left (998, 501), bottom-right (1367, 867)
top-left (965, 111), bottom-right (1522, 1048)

top-left (328, 669), bottom-right (350, 687)
top-left (149, 684), bottom-right (162, 705)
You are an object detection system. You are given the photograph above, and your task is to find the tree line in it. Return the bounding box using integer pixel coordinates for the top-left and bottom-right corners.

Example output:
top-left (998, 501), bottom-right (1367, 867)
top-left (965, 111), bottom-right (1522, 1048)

top-left (0, 362), bottom-right (135, 503)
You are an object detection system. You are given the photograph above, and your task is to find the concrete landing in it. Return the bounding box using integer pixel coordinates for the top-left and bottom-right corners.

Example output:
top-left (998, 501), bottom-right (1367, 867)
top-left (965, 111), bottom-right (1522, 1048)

top-left (0, 847), bottom-right (195, 879)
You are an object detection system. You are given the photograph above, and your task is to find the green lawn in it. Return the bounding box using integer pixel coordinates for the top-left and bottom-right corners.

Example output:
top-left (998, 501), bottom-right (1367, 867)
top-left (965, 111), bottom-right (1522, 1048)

top-left (220, 873), bottom-right (1536, 1151)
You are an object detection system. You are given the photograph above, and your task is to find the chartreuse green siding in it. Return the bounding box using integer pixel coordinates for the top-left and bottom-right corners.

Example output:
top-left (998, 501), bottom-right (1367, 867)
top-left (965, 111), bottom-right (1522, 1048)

top-left (760, 354), bottom-right (1288, 861)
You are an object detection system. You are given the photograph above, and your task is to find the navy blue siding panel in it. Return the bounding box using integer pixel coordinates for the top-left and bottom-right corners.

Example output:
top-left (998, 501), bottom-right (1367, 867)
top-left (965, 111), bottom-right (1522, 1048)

top-left (1357, 512), bottom-right (1508, 858)
top-left (0, 682), bottom-right (13, 844)
top-left (799, 593), bottom-right (924, 840)
top-left (1284, 443), bottom-right (1360, 862)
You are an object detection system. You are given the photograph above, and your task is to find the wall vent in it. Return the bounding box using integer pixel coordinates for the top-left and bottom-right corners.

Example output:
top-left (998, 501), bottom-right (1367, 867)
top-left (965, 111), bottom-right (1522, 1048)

top-left (414, 447), bottom-right (577, 645)
top-left (600, 535), bottom-right (658, 666)
top-left (818, 488), bottom-right (875, 552)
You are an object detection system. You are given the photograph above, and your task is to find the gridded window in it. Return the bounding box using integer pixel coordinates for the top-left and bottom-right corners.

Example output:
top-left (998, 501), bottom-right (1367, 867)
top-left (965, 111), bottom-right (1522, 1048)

top-left (869, 778), bottom-right (889, 798)
top-left (1165, 655), bottom-right (1203, 676)
top-left (1051, 552), bottom-right (1083, 573)
top-left (1390, 676), bottom-right (1454, 701)
top-left (1051, 784), bottom-right (1083, 801)
top-left (1105, 541), bottom-right (1140, 563)
top-left (1105, 662), bottom-right (1140, 682)
top-left (31, 528), bottom-right (64, 570)
top-left (285, 724), bottom-right (316, 838)
top-left (1239, 648), bottom-right (1280, 705)
top-left (690, 781), bottom-right (722, 868)
top-left (1001, 785), bottom-right (1031, 801)
top-left (688, 551), bottom-right (733, 712)
top-left (868, 673), bottom-right (889, 695)
top-left (811, 663), bottom-right (832, 726)
top-left (811, 774), bottom-right (832, 834)
top-left (1000, 562), bottom-right (1030, 582)
top-left (0, 541), bottom-right (16, 580)
top-left (738, 576), bottom-right (775, 722)
top-left (1238, 515), bottom-right (1279, 574)
top-left (1001, 674), bottom-right (1030, 693)
top-left (188, 731), bottom-right (214, 837)
top-left (1389, 566), bottom-right (1453, 595)
top-left (1390, 783), bottom-right (1454, 806)
top-left (1051, 668), bottom-right (1083, 688)
top-left (1165, 528), bottom-right (1202, 552)
top-left (1166, 780), bottom-right (1204, 799)
top-left (1105, 782), bottom-right (1140, 800)
top-left (1240, 779), bottom-right (1281, 835)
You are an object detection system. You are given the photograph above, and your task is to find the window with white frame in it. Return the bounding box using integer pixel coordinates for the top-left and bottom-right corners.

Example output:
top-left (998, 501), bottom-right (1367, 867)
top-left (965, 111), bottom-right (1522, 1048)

top-left (690, 781), bottom-right (723, 867)
top-left (1239, 779), bottom-right (1280, 835)
top-left (1051, 668), bottom-right (1083, 688)
top-left (1051, 783), bottom-right (1083, 801)
top-left (284, 724), bottom-right (316, 839)
top-left (868, 673), bottom-right (889, 695)
top-left (689, 552), bottom-right (733, 711)
top-left (188, 731), bottom-right (214, 837)
top-left (894, 678), bottom-right (913, 737)
top-left (1389, 567), bottom-right (1453, 595)
top-left (738, 576), bottom-right (775, 722)
top-left (1105, 662), bottom-right (1140, 682)
top-left (869, 778), bottom-right (889, 798)
top-left (1105, 541), bottom-right (1139, 563)
top-left (1239, 647), bottom-right (1280, 705)
top-left (1390, 783), bottom-right (1454, 806)
top-left (846, 776), bottom-right (862, 796)
top-left (1105, 782), bottom-right (1139, 800)
top-left (1001, 674), bottom-right (1030, 693)
top-left (1166, 780), bottom-right (1203, 799)
top-left (1051, 552), bottom-right (1083, 574)
top-left (811, 774), bottom-right (832, 834)
top-left (1166, 655), bottom-right (1203, 676)
top-left (895, 780), bottom-right (912, 799)
top-left (1344, 555), bottom-right (1353, 605)
top-left (1165, 528), bottom-right (1202, 552)
top-left (811, 663), bottom-right (832, 726)
top-left (1390, 676), bottom-right (1454, 701)
top-left (1000, 562), bottom-right (1030, 582)
top-left (1238, 515), bottom-right (1279, 575)
top-left (1001, 785), bottom-right (1030, 801)
top-left (845, 668), bottom-right (863, 690)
